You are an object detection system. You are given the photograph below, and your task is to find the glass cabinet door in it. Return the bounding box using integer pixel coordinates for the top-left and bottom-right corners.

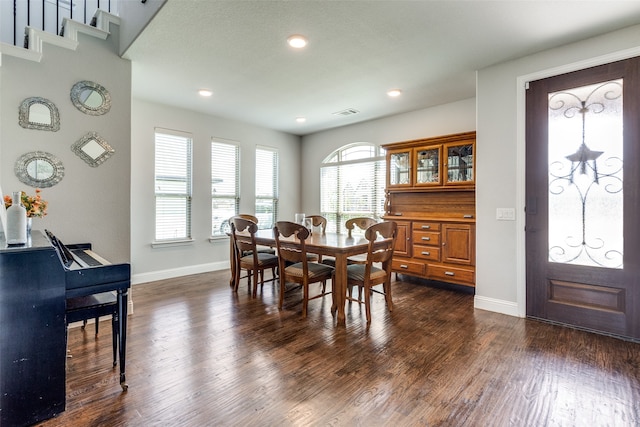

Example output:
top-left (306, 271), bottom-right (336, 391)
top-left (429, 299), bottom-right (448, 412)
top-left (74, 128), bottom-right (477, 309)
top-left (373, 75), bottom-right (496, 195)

top-left (414, 146), bottom-right (441, 185)
top-left (445, 142), bottom-right (474, 184)
top-left (388, 149), bottom-right (412, 186)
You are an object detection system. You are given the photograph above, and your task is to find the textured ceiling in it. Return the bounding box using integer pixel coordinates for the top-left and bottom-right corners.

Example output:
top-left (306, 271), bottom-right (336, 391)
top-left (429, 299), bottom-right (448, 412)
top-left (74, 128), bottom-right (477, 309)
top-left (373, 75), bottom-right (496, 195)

top-left (124, 1), bottom-right (640, 136)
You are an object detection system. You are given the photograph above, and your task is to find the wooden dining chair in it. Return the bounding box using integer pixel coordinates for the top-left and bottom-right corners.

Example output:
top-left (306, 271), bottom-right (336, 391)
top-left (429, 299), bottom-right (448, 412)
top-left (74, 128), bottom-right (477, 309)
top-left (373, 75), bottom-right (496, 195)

top-left (303, 215), bottom-right (327, 265)
top-left (228, 214), bottom-right (277, 287)
top-left (345, 221), bottom-right (397, 324)
top-left (229, 214), bottom-right (276, 254)
top-left (305, 215), bottom-right (327, 235)
top-left (323, 217), bottom-right (379, 273)
top-left (345, 217), bottom-right (378, 238)
top-left (273, 221), bottom-right (335, 318)
top-left (231, 217), bottom-right (279, 297)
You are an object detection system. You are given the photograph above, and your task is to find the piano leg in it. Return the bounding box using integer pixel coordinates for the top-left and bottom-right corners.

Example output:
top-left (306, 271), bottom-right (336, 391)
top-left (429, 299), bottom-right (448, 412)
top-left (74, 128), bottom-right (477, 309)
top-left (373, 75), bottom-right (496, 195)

top-left (118, 288), bottom-right (129, 391)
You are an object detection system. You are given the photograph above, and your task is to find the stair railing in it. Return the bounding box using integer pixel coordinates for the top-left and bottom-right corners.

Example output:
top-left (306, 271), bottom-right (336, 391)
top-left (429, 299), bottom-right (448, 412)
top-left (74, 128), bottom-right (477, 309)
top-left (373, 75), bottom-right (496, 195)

top-left (7, 0), bottom-right (116, 47)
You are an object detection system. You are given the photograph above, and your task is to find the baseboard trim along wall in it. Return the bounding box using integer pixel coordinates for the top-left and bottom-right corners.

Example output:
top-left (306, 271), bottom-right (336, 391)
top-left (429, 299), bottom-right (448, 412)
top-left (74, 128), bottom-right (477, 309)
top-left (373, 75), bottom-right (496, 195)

top-left (474, 295), bottom-right (521, 318)
top-left (132, 261), bottom-right (229, 285)
top-left (134, 264), bottom-right (522, 319)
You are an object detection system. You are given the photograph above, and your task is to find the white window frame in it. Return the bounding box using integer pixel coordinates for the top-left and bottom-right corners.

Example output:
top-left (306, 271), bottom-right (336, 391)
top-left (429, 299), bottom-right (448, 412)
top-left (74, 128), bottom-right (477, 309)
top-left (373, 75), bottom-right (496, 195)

top-left (153, 128), bottom-right (193, 244)
top-left (320, 143), bottom-right (386, 234)
top-left (255, 146), bottom-right (279, 229)
top-left (211, 139), bottom-right (240, 237)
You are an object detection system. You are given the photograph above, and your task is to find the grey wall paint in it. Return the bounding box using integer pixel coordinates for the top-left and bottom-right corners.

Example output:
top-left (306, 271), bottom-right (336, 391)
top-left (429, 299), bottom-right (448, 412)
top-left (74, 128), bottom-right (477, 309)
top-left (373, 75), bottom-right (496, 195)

top-left (3, 9), bottom-right (637, 318)
top-left (476, 23), bottom-right (640, 316)
top-left (0, 29), bottom-right (131, 263)
top-left (300, 98), bottom-right (476, 216)
top-left (130, 98), bottom-right (301, 281)
top-left (118, 0), bottom-right (167, 56)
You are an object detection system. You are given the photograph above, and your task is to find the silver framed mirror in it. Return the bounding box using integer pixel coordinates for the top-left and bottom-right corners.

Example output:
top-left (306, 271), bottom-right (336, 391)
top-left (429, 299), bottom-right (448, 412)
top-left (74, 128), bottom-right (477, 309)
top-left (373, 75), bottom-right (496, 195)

top-left (70, 80), bottom-right (111, 116)
top-left (71, 131), bottom-right (115, 167)
top-left (18, 97), bottom-right (60, 131)
top-left (15, 151), bottom-right (65, 188)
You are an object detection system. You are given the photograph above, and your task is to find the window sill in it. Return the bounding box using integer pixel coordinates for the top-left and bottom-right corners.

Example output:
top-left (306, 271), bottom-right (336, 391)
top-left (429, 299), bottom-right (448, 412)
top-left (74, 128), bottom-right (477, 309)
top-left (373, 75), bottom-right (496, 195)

top-left (151, 238), bottom-right (195, 248)
top-left (208, 235), bottom-right (229, 243)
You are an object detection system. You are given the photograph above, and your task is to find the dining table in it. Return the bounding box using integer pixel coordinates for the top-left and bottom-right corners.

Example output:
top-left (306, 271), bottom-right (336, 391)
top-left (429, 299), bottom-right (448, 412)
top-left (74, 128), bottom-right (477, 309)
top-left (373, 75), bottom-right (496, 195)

top-left (229, 227), bottom-right (387, 326)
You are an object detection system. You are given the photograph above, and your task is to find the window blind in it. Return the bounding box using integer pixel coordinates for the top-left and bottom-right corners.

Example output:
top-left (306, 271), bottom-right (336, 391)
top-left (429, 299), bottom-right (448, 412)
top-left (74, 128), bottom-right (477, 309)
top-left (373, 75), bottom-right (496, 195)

top-left (211, 140), bottom-right (240, 236)
top-left (255, 146), bottom-right (278, 229)
top-left (320, 144), bottom-right (386, 234)
top-left (154, 129), bottom-right (192, 241)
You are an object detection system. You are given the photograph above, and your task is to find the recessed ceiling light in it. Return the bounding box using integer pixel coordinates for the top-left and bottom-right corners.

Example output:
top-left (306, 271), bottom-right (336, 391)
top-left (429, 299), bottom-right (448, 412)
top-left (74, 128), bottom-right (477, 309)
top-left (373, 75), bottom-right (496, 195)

top-left (198, 89), bottom-right (213, 97)
top-left (296, 117), bottom-right (307, 123)
top-left (287, 35), bottom-right (308, 49)
top-left (387, 89), bottom-right (402, 97)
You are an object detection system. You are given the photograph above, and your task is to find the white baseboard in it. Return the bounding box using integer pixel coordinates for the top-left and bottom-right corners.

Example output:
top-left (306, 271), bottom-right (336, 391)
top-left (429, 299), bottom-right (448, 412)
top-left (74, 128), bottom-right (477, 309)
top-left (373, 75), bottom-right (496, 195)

top-left (132, 261), bottom-right (229, 285)
top-left (474, 295), bottom-right (522, 318)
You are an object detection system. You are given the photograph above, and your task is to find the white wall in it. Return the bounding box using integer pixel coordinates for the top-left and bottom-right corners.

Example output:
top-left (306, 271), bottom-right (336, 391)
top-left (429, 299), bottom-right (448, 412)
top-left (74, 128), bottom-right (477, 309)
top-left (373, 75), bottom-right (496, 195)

top-left (130, 98), bottom-right (301, 283)
top-left (475, 24), bottom-right (640, 317)
top-left (300, 98), bottom-right (477, 214)
top-left (118, 0), bottom-right (166, 56)
top-left (0, 27), bottom-right (131, 263)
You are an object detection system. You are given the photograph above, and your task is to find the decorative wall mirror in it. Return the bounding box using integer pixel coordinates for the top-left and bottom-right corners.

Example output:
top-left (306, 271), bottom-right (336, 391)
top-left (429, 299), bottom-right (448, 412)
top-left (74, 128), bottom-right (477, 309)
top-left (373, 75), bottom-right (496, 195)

top-left (72, 131), bottom-right (115, 167)
top-left (70, 80), bottom-right (111, 115)
top-left (15, 151), bottom-right (65, 188)
top-left (18, 97), bottom-right (60, 131)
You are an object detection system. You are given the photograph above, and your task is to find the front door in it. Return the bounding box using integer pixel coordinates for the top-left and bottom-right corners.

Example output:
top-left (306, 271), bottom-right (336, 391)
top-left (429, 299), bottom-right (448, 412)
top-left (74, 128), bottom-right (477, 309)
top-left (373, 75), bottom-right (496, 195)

top-left (526, 57), bottom-right (640, 340)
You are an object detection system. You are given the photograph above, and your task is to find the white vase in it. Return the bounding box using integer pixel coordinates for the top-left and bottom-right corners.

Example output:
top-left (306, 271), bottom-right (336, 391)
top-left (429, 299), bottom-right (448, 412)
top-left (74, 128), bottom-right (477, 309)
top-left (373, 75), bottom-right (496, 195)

top-left (6, 191), bottom-right (27, 245)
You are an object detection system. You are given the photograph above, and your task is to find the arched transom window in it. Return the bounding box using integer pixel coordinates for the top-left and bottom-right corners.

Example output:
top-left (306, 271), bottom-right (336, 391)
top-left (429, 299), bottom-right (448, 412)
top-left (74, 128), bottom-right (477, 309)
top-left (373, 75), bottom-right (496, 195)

top-left (320, 143), bottom-right (386, 234)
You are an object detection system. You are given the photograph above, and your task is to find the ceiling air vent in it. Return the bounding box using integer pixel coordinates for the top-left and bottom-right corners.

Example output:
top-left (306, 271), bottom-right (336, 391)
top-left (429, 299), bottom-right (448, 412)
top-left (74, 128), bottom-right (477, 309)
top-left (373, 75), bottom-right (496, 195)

top-left (332, 108), bottom-right (360, 117)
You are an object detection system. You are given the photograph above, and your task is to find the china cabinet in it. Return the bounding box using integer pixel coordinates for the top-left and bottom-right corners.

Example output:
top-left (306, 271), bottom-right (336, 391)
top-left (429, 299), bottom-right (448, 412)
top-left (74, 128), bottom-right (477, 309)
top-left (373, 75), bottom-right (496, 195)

top-left (382, 131), bottom-right (476, 288)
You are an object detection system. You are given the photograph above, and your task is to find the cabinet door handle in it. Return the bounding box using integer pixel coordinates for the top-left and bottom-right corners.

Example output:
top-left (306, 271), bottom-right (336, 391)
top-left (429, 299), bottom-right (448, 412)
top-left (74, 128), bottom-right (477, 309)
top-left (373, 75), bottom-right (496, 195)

top-left (442, 242), bottom-right (446, 246)
top-left (421, 251), bottom-right (430, 255)
top-left (421, 225), bottom-right (431, 229)
top-left (400, 264), bottom-right (409, 269)
top-left (445, 271), bottom-right (455, 276)
top-left (421, 237), bottom-right (430, 241)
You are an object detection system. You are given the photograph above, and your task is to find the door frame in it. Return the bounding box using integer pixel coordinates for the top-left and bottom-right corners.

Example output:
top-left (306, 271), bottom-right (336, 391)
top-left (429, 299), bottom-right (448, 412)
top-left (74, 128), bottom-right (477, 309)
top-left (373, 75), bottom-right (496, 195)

top-left (514, 47), bottom-right (640, 317)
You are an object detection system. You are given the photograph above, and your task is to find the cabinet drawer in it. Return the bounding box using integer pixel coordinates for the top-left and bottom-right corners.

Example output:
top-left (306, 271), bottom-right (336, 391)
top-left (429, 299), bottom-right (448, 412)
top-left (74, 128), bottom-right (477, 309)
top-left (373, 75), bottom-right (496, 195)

top-left (428, 265), bottom-right (475, 285)
top-left (392, 259), bottom-right (425, 275)
top-left (412, 222), bottom-right (441, 231)
top-left (413, 245), bottom-right (441, 261)
top-left (413, 231), bottom-right (441, 245)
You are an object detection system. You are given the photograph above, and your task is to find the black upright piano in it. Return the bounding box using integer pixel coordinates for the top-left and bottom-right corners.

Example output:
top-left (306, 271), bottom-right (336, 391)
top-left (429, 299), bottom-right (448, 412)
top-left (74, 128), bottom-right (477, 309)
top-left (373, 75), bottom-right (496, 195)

top-left (0, 230), bottom-right (130, 427)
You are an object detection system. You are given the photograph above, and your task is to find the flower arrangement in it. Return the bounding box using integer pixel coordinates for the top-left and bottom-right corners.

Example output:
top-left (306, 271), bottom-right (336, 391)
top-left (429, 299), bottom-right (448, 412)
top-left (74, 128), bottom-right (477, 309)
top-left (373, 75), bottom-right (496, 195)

top-left (4, 189), bottom-right (48, 218)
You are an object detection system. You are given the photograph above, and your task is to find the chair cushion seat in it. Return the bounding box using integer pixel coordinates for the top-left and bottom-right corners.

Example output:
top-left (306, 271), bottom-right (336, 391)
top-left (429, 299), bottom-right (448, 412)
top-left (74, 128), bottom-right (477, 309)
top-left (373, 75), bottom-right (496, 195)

top-left (322, 256), bottom-right (364, 267)
top-left (346, 264), bottom-right (387, 282)
top-left (240, 252), bottom-right (278, 268)
top-left (320, 258), bottom-right (336, 267)
top-left (285, 262), bottom-right (334, 280)
top-left (242, 247), bottom-right (276, 256)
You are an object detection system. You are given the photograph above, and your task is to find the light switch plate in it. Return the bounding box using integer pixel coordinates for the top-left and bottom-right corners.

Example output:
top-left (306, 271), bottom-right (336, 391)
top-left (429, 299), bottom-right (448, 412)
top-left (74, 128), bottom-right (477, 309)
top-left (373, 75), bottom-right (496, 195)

top-left (496, 208), bottom-right (516, 221)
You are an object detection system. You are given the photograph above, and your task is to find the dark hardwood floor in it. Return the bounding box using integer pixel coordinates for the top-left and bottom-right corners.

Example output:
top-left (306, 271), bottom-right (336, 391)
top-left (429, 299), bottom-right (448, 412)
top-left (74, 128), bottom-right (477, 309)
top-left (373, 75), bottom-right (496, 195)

top-left (39, 270), bottom-right (640, 426)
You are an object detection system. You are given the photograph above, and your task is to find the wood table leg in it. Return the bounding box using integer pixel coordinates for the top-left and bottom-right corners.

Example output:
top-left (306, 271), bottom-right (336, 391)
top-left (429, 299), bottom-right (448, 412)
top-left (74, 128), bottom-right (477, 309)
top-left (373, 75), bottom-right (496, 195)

top-left (333, 254), bottom-right (347, 326)
top-left (118, 288), bottom-right (128, 391)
